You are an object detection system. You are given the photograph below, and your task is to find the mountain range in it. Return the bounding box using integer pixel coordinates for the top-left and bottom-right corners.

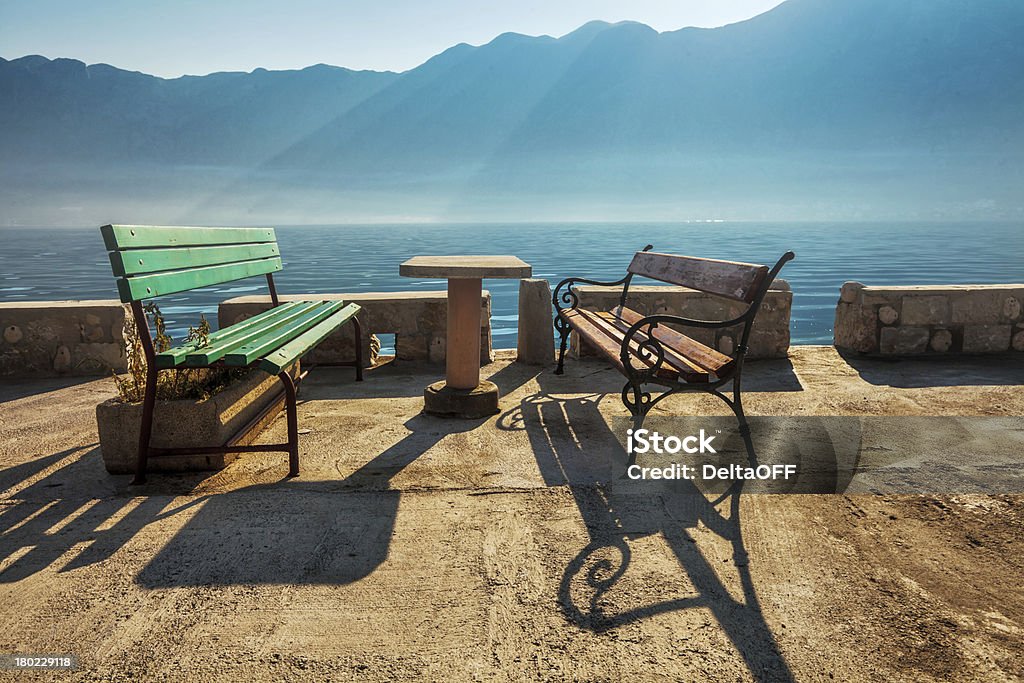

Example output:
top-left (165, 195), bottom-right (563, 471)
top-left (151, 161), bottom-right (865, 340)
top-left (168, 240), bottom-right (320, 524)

top-left (2, 0), bottom-right (1023, 224)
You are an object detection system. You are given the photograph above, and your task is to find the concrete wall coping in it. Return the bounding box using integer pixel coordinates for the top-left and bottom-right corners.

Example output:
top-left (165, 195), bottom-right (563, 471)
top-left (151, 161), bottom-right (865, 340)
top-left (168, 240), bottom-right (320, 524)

top-left (843, 281), bottom-right (1024, 293)
top-left (0, 299), bottom-right (123, 310)
top-left (578, 278), bottom-right (791, 293)
top-left (223, 291), bottom-right (490, 304)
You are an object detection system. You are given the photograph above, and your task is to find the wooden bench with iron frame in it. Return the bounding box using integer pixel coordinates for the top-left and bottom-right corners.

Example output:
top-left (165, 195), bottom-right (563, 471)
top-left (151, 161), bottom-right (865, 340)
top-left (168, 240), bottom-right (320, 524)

top-left (102, 224), bottom-right (364, 484)
top-left (552, 246), bottom-right (794, 434)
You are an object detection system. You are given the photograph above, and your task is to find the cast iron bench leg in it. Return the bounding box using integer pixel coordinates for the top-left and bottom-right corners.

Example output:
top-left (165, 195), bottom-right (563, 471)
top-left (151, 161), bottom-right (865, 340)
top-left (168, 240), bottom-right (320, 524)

top-left (131, 365), bottom-right (159, 485)
top-left (353, 317), bottom-right (364, 382)
top-left (280, 370), bottom-right (300, 477)
top-left (554, 316), bottom-right (570, 375)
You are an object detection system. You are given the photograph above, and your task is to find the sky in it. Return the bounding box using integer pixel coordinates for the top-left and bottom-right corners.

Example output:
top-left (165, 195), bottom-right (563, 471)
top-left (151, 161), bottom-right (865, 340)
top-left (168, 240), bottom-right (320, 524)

top-left (0, 0), bottom-right (786, 77)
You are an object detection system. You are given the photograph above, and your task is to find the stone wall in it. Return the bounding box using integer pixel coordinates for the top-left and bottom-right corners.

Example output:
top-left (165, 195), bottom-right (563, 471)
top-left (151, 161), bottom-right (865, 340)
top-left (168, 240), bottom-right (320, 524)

top-left (0, 301), bottom-right (130, 377)
top-left (219, 292), bottom-right (494, 366)
top-left (573, 280), bottom-right (792, 359)
top-left (835, 282), bottom-right (1024, 355)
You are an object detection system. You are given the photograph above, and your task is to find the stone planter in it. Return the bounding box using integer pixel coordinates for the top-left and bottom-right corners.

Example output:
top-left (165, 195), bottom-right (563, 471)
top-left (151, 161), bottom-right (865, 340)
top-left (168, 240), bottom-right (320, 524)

top-left (96, 365), bottom-right (297, 474)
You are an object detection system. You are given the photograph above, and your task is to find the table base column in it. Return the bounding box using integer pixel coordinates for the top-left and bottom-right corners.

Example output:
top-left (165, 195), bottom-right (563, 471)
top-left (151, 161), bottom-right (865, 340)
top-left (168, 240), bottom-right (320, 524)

top-left (423, 379), bottom-right (499, 419)
top-left (423, 277), bottom-right (499, 418)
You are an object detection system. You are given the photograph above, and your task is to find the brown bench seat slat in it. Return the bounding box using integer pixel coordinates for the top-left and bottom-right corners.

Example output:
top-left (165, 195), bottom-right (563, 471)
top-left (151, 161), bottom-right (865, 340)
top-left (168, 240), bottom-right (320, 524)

top-left (583, 309), bottom-right (712, 383)
top-left (560, 308), bottom-right (710, 383)
top-left (600, 306), bottom-right (735, 377)
top-left (574, 308), bottom-right (692, 381)
top-left (559, 309), bottom-right (630, 376)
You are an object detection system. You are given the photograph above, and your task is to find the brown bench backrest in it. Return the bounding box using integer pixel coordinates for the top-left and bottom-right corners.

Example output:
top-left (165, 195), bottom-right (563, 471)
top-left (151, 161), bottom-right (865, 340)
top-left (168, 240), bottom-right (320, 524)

top-left (627, 251), bottom-right (769, 303)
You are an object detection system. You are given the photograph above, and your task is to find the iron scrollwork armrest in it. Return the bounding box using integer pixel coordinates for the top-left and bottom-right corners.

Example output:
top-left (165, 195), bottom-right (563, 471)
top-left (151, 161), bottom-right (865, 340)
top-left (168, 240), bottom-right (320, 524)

top-left (619, 316), bottom-right (667, 383)
top-left (552, 275), bottom-right (630, 315)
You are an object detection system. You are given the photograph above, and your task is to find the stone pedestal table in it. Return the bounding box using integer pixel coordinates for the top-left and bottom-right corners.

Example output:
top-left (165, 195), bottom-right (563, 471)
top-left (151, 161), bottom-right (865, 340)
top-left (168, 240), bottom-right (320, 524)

top-left (399, 255), bottom-right (532, 418)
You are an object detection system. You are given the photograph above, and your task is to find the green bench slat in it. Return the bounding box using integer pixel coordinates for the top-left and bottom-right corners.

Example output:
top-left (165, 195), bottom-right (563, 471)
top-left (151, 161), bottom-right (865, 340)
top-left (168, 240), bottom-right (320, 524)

top-left (223, 301), bottom-right (349, 367)
top-left (115, 257), bottom-right (283, 303)
top-left (154, 301), bottom-right (312, 368)
top-left (259, 303), bottom-right (361, 375)
top-left (110, 243), bottom-right (281, 276)
top-left (101, 224), bottom-right (360, 384)
top-left (180, 301), bottom-right (328, 367)
top-left (102, 224), bottom-right (276, 251)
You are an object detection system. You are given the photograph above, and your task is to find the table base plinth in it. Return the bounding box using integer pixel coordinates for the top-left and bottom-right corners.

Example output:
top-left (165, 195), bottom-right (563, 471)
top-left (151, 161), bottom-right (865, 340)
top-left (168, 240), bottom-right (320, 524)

top-left (423, 380), bottom-right (499, 419)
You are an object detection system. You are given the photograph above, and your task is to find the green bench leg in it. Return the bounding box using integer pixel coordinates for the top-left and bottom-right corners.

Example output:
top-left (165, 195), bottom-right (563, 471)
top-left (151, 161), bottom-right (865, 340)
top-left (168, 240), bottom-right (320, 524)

top-left (280, 370), bottom-right (300, 477)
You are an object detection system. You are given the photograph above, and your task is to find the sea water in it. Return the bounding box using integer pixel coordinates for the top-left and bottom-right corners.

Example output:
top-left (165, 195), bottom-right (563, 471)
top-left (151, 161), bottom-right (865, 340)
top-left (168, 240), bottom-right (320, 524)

top-left (1, 222), bottom-right (1020, 351)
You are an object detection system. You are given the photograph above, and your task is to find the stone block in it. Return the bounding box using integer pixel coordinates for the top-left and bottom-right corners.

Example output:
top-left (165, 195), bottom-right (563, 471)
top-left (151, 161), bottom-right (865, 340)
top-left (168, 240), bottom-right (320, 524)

top-left (834, 302), bottom-right (879, 353)
top-left (878, 306), bottom-right (899, 325)
top-left (3, 325), bottom-right (23, 344)
top-left (839, 281), bottom-right (864, 304)
top-left (396, 334), bottom-right (429, 360)
top-left (1012, 329), bottom-right (1024, 352)
top-left (860, 290), bottom-right (897, 306)
top-left (1004, 296), bottom-right (1022, 321)
top-left (517, 279), bottom-right (555, 365)
top-left (962, 325), bottom-right (1011, 353)
top-left (836, 285), bottom-right (1024, 356)
top-left (929, 329), bottom-right (953, 353)
top-left (879, 327), bottom-right (929, 355)
top-left (901, 296), bottom-right (949, 326)
top-left (952, 292), bottom-right (1008, 324)
top-left (745, 329), bottom-right (791, 359)
top-left (428, 335), bottom-right (446, 364)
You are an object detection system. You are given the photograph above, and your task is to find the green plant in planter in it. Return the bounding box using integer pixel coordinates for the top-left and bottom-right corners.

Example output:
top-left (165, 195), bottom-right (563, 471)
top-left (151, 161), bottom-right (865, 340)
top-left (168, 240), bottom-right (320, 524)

top-left (113, 303), bottom-right (251, 403)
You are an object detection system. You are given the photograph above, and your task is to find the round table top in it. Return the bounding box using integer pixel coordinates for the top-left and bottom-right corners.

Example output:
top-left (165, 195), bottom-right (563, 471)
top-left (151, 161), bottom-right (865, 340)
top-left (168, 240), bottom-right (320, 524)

top-left (399, 255), bottom-right (532, 279)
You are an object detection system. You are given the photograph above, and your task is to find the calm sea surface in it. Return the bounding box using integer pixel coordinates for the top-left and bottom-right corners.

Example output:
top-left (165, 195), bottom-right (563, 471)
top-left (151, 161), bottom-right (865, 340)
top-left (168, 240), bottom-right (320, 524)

top-left (1, 223), bottom-right (1021, 350)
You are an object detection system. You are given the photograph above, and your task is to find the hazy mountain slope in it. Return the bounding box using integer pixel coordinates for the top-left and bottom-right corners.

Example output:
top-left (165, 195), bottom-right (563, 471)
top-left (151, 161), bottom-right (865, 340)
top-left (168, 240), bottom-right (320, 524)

top-left (1, 0), bottom-right (1023, 224)
top-left (0, 57), bottom-right (398, 164)
top-left (274, 0), bottom-right (1024, 167)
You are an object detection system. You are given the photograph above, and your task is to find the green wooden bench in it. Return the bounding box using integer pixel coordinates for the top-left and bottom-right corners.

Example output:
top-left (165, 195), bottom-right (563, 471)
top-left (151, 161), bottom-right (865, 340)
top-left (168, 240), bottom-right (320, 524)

top-left (101, 224), bottom-right (363, 484)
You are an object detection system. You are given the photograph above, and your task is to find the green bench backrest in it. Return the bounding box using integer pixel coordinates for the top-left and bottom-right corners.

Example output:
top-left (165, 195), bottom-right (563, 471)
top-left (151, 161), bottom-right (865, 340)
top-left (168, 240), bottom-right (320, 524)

top-left (101, 225), bottom-right (282, 303)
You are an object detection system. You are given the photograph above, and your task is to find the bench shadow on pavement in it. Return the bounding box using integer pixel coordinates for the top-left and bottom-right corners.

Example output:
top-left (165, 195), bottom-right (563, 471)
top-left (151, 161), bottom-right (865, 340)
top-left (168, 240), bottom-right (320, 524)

top-left (0, 376), bottom-right (98, 404)
top-left (133, 359), bottom-right (538, 587)
top-left (133, 361), bottom-right (538, 587)
top-left (134, 413), bottom-right (484, 588)
top-left (501, 371), bottom-right (799, 683)
top-left (840, 350), bottom-right (1024, 388)
top-left (2, 359), bottom-right (536, 588)
top-left (0, 444), bottom-right (204, 584)
top-left (0, 421), bottom-right (470, 588)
